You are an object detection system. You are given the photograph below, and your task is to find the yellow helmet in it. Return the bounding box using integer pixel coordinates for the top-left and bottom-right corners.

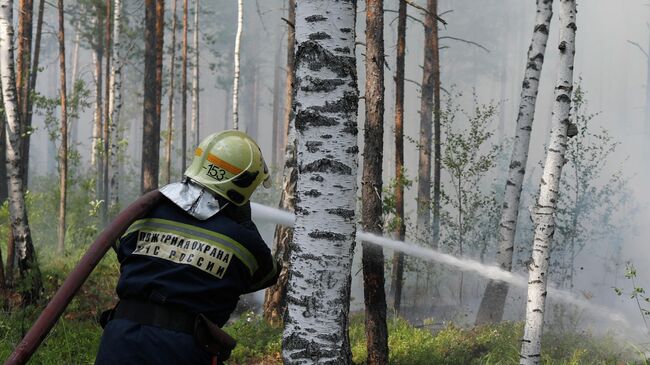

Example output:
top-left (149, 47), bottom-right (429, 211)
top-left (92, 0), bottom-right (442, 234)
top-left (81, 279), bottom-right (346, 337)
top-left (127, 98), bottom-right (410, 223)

top-left (184, 130), bottom-right (270, 206)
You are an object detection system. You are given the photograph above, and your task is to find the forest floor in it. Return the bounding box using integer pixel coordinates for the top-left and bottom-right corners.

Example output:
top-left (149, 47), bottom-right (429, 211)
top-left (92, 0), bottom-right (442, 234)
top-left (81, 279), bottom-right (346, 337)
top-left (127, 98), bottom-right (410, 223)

top-left (0, 248), bottom-right (646, 365)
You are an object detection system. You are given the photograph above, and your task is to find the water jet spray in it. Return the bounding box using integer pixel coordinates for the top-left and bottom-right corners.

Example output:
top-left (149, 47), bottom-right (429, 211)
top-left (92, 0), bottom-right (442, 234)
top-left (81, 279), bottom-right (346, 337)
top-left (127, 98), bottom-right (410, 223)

top-left (250, 202), bottom-right (645, 340)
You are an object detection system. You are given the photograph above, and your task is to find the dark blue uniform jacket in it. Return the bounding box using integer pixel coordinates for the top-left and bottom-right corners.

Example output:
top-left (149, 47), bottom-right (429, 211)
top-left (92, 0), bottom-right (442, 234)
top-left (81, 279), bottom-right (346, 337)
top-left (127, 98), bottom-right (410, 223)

top-left (95, 196), bottom-right (278, 365)
top-left (115, 197), bottom-right (279, 326)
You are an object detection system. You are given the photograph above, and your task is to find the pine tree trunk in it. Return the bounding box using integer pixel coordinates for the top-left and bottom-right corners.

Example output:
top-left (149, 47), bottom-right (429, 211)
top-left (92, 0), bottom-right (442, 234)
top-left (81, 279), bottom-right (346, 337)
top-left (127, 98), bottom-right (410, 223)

top-left (431, 0), bottom-right (441, 249)
top-left (262, 0), bottom-right (296, 327)
top-left (475, 0), bottom-right (553, 325)
top-left (181, 0), bottom-right (188, 170)
top-left (520, 1), bottom-right (577, 363)
top-left (645, 29), bottom-right (650, 136)
top-left (102, 0), bottom-right (111, 223)
top-left (223, 85), bottom-right (230, 130)
top-left (92, 14), bottom-right (104, 196)
top-left (155, 0), bottom-right (164, 138)
top-left (56, 0), bottom-right (68, 253)
top-left (250, 66), bottom-right (259, 139)
top-left (0, 109), bottom-right (7, 203)
top-left (416, 0), bottom-right (437, 244)
top-left (140, 0), bottom-right (163, 194)
top-left (232, 0), bottom-right (243, 130)
top-left (271, 34), bottom-right (283, 167)
top-left (362, 1), bottom-right (388, 363)
top-left (191, 0), bottom-right (199, 145)
top-left (281, 0), bottom-right (295, 155)
top-left (389, 0), bottom-right (407, 314)
top-left (25, 0), bottom-right (43, 154)
top-left (0, 0), bottom-right (42, 304)
top-left (282, 1), bottom-right (358, 363)
top-left (17, 0), bottom-right (32, 186)
top-left (108, 0), bottom-right (123, 215)
top-left (5, 226), bottom-right (14, 286)
top-left (0, 243), bottom-right (6, 309)
top-left (69, 27), bottom-right (80, 146)
top-left (164, 0), bottom-right (178, 184)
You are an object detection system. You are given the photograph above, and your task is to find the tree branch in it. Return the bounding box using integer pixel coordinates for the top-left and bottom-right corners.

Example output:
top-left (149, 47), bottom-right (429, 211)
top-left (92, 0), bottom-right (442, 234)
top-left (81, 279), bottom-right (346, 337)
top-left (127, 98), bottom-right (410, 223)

top-left (281, 17), bottom-right (295, 29)
top-left (404, 78), bottom-right (421, 88)
top-left (627, 40), bottom-right (648, 58)
top-left (440, 36), bottom-right (490, 53)
top-left (404, 0), bottom-right (448, 25)
top-left (385, 9), bottom-right (425, 27)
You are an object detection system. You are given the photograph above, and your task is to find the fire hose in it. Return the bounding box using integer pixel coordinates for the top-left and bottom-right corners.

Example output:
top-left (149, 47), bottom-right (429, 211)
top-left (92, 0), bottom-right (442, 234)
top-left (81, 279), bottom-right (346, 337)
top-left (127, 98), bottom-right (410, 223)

top-left (4, 190), bottom-right (236, 365)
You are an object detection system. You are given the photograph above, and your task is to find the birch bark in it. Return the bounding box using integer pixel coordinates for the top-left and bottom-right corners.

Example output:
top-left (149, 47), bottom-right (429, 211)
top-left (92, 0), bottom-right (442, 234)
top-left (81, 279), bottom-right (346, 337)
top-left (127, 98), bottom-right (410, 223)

top-left (520, 1), bottom-right (577, 363)
top-left (0, 0), bottom-right (42, 303)
top-left (475, 0), bottom-right (554, 325)
top-left (232, 0), bottom-right (243, 130)
top-left (108, 0), bottom-right (122, 215)
top-left (282, 0), bottom-right (358, 363)
top-left (263, 0), bottom-right (296, 326)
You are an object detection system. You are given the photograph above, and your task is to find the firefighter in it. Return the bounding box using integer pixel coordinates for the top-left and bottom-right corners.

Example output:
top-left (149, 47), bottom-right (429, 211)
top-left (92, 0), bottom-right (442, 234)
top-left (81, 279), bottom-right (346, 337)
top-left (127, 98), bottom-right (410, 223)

top-left (95, 130), bottom-right (279, 365)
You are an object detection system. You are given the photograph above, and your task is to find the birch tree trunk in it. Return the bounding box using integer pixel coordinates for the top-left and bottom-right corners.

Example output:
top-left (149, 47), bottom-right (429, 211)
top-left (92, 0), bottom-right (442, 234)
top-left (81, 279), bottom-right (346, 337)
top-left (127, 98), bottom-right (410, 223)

top-left (263, 0), bottom-right (296, 326)
top-left (520, 1), bottom-right (577, 363)
top-left (191, 0), bottom-right (199, 145)
top-left (108, 0), bottom-right (123, 215)
top-left (362, 1), bottom-right (388, 363)
top-left (475, 0), bottom-right (554, 325)
top-left (181, 0), bottom-right (188, 171)
top-left (232, 0), bottom-right (243, 130)
top-left (140, 0), bottom-right (163, 194)
top-left (0, 0), bottom-right (42, 304)
top-left (164, 0), bottom-right (178, 184)
top-left (56, 0), bottom-right (68, 253)
top-left (282, 0), bottom-right (358, 363)
top-left (389, 0), bottom-right (407, 313)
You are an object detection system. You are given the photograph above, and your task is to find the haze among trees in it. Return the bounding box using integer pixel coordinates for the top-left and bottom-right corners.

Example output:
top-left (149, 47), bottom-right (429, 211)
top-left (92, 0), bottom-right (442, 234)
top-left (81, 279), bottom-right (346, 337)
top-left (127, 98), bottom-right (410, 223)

top-left (0, 0), bottom-right (649, 364)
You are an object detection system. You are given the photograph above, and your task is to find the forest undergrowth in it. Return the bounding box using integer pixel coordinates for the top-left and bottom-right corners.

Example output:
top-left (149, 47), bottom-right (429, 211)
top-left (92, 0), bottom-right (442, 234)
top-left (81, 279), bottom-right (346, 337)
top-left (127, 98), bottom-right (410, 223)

top-left (0, 251), bottom-right (643, 365)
